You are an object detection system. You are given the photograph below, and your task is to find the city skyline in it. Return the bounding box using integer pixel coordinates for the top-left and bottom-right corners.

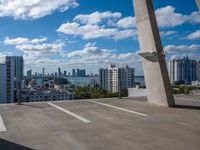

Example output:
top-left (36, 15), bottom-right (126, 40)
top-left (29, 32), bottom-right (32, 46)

top-left (0, 0), bottom-right (199, 75)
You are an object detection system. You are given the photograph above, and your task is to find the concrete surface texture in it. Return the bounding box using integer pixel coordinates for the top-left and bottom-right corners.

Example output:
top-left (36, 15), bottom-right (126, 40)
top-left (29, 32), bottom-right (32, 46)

top-left (0, 95), bottom-right (200, 150)
top-left (196, 0), bottom-right (200, 10)
top-left (133, 0), bottom-right (175, 107)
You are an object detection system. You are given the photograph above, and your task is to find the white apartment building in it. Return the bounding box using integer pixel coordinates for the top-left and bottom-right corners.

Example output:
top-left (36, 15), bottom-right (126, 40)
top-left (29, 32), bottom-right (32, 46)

top-left (99, 65), bottom-right (135, 93)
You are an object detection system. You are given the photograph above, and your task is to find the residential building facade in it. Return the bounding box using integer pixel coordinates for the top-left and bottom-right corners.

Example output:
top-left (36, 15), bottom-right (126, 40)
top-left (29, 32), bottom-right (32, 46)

top-left (168, 57), bottom-right (197, 84)
top-left (99, 65), bottom-right (135, 93)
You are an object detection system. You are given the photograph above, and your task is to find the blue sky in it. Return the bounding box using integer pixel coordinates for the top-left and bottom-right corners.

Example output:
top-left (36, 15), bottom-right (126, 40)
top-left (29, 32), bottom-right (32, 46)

top-left (0, 0), bottom-right (199, 75)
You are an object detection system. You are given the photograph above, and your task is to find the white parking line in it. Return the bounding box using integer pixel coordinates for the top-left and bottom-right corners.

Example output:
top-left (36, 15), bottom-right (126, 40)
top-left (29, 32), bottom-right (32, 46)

top-left (0, 114), bottom-right (6, 132)
top-left (88, 100), bottom-right (148, 117)
top-left (175, 97), bottom-right (200, 102)
top-left (47, 102), bottom-right (91, 124)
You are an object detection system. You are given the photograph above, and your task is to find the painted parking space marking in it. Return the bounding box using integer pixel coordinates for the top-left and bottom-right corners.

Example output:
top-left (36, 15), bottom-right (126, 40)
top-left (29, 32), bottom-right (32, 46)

top-left (48, 102), bottom-right (91, 123)
top-left (88, 100), bottom-right (148, 117)
top-left (0, 114), bottom-right (6, 132)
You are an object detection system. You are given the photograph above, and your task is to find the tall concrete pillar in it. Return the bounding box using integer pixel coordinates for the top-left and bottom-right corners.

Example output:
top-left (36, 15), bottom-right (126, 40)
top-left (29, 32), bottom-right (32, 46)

top-left (133, 0), bottom-right (175, 107)
top-left (196, 0), bottom-right (200, 10)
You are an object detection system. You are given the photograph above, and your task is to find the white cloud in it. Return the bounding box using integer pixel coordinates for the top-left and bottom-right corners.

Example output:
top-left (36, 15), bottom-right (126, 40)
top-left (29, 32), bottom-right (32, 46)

top-left (3, 37), bottom-right (63, 58)
top-left (0, 0), bottom-right (79, 20)
top-left (4, 37), bottom-right (47, 45)
top-left (186, 30), bottom-right (200, 40)
top-left (117, 17), bottom-right (136, 29)
top-left (160, 31), bottom-right (177, 38)
top-left (164, 44), bottom-right (200, 54)
top-left (74, 11), bottom-right (122, 25)
top-left (155, 6), bottom-right (187, 28)
top-left (155, 6), bottom-right (200, 28)
top-left (57, 22), bottom-right (136, 40)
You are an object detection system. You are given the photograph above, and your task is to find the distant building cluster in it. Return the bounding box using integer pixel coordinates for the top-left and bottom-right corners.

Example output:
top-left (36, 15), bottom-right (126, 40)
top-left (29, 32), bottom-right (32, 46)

top-left (99, 65), bottom-right (135, 93)
top-left (28, 67), bottom-right (97, 78)
top-left (21, 76), bottom-right (74, 102)
top-left (168, 57), bottom-right (200, 84)
top-left (0, 56), bottom-right (75, 103)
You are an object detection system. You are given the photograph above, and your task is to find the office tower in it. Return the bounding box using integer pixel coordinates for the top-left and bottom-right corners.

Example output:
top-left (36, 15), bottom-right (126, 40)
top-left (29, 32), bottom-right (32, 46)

top-left (64, 70), bottom-right (67, 77)
top-left (27, 69), bottom-right (32, 79)
top-left (68, 72), bottom-right (71, 77)
top-left (0, 64), bottom-right (7, 103)
top-left (6, 56), bottom-right (24, 103)
top-left (197, 61), bottom-right (200, 81)
top-left (99, 68), bottom-right (108, 90)
top-left (55, 72), bottom-right (58, 77)
top-left (42, 67), bottom-right (45, 77)
top-left (72, 69), bottom-right (76, 77)
top-left (76, 69), bottom-right (80, 77)
top-left (58, 67), bottom-right (61, 77)
top-left (79, 69), bottom-right (86, 77)
top-left (168, 57), bottom-right (197, 84)
top-left (99, 65), bottom-right (135, 93)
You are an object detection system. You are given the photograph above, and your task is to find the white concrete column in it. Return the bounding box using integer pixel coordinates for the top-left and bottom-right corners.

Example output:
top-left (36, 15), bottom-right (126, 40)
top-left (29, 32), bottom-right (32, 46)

top-left (196, 0), bottom-right (200, 10)
top-left (133, 0), bottom-right (175, 107)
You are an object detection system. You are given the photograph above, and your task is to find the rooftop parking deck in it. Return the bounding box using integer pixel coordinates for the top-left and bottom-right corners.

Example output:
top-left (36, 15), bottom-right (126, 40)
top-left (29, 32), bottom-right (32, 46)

top-left (0, 95), bottom-right (200, 150)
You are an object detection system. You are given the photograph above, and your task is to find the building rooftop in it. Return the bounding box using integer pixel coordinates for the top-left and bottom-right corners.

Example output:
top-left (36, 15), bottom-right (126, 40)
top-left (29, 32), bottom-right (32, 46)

top-left (0, 95), bottom-right (200, 150)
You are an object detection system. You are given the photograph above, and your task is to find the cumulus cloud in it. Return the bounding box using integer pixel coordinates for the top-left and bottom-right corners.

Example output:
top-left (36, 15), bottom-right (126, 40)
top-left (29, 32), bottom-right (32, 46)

top-left (4, 37), bottom-right (47, 45)
top-left (0, 0), bottom-right (79, 20)
top-left (160, 31), bottom-right (177, 38)
top-left (3, 37), bottom-right (63, 58)
top-left (164, 44), bottom-right (200, 54)
top-left (117, 17), bottom-right (136, 29)
top-left (74, 11), bottom-right (122, 25)
top-left (155, 6), bottom-right (200, 28)
top-left (57, 22), bottom-right (136, 40)
top-left (186, 30), bottom-right (200, 40)
top-left (57, 11), bottom-right (137, 40)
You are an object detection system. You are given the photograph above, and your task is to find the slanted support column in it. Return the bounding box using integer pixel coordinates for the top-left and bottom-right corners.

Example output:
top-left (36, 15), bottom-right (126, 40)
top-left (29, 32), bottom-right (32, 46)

top-left (196, 0), bottom-right (200, 10)
top-left (133, 0), bottom-right (175, 107)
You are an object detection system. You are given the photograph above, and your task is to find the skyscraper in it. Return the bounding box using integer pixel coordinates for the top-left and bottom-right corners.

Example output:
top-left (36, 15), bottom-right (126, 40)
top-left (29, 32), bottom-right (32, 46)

top-left (72, 69), bottom-right (76, 77)
top-left (0, 64), bottom-right (7, 103)
top-left (99, 68), bottom-right (108, 90)
top-left (64, 70), bottom-right (67, 77)
top-left (99, 65), bottom-right (135, 93)
top-left (27, 69), bottom-right (32, 79)
top-left (0, 56), bottom-right (24, 103)
top-left (58, 67), bottom-right (61, 77)
top-left (197, 60), bottom-right (200, 81)
top-left (6, 56), bottom-right (24, 102)
top-left (42, 67), bottom-right (45, 77)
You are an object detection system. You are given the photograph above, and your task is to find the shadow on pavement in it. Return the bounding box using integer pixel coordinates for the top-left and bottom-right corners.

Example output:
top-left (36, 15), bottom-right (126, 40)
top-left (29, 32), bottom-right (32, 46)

top-left (175, 104), bottom-right (200, 110)
top-left (0, 138), bottom-right (33, 150)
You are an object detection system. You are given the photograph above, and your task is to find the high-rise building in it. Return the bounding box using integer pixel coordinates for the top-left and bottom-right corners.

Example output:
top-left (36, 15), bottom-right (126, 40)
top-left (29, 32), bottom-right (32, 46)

top-left (99, 65), bottom-right (135, 93)
top-left (99, 68), bottom-right (108, 90)
top-left (168, 57), bottom-right (197, 84)
top-left (197, 60), bottom-right (200, 81)
top-left (27, 69), bottom-right (32, 79)
top-left (64, 70), bottom-right (67, 77)
top-left (0, 64), bottom-right (7, 103)
top-left (72, 69), bottom-right (76, 77)
top-left (0, 56), bottom-right (24, 103)
top-left (42, 67), bottom-right (45, 77)
top-left (79, 69), bottom-right (86, 77)
top-left (6, 56), bottom-right (24, 103)
top-left (58, 67), bottom-right (61, 77)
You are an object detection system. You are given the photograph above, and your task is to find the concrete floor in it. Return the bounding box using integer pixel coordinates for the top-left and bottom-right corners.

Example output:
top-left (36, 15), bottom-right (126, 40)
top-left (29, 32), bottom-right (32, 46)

top-left (0, 95), bottom-right (200, 150)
